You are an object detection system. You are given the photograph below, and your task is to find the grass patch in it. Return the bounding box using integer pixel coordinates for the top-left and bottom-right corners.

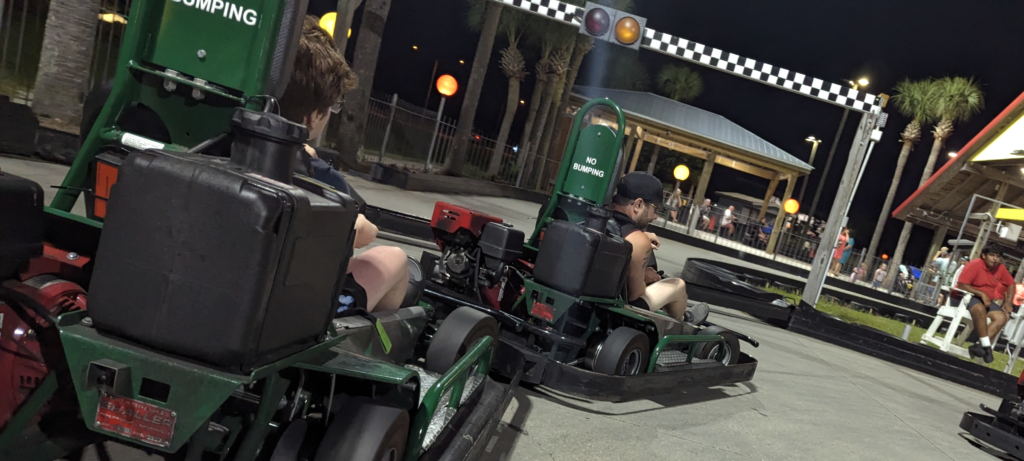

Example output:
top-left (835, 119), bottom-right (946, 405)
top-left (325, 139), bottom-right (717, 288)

top-left (763, 285), bottom-right (1024, 377)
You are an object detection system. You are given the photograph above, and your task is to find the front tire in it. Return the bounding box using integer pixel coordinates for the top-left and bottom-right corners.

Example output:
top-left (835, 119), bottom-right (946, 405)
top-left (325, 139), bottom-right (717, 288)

top-left (695, 325), bottom-right (740, 365)
top-left (425, 306), bottom-right (498, 374)
top-left (591, 327), bottom-right (649, 376)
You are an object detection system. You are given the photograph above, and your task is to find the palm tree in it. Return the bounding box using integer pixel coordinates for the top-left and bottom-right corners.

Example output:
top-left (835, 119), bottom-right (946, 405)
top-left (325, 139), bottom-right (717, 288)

top-left (657, 65), bottom-right (704, 103)
top-left (884, 76), bottom-right (985, 289)
top-left (32, 0), bottom-right (98, 125)
top-left (336, 0), bottom-right (393, 160)
top-left (526, 44), bottom-right (571, 189)
top-left (485, 11), bottom-right (529, 178)
top-left (603, 47), bottom-right (650, 91)
top-left (444, 0), bottom-right (503, 176)
top-left (518, 18), bottom-right (575, 186)
top-left (865, 79), bottom-right (935, 265)
top-left (534, 35), bottom-right (594, 168)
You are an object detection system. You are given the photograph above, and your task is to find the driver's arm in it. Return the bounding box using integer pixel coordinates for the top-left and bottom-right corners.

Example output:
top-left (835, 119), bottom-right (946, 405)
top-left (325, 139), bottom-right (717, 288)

top-left (624, 232), bottom-right (653, 301)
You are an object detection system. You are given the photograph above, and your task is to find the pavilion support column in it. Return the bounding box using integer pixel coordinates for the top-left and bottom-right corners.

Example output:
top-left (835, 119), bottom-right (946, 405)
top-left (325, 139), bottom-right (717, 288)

top-left (971, 183), bottom-right (1007, 261)
top-left (693, 153), bottom-right (716, 205)
top-left (619, 126), bottom-right (637, 179)
top-left (627, 128), bottom-right (644, 173)
top-left (767, 176), bottom-right (796, 254)
top-left (645, 145), bottom-right (662, 174)
top-left (758, 173), bottom-right (781, 222)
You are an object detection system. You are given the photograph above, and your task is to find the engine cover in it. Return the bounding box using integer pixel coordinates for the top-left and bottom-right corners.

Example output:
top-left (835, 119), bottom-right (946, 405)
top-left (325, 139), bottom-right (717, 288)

top-left (430, 202), bottom-right (503, 249)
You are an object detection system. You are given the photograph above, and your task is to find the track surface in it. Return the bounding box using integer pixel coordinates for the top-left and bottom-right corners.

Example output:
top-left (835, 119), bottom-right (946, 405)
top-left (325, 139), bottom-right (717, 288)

top-left (0, 156), bottom-right (1003, 460)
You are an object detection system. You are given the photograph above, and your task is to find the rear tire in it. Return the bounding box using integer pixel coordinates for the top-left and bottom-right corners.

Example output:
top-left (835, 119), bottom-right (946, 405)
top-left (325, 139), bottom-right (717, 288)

top-left (591, 327), bottom-right (649, 376)
top-left (425, 306), bottom-right (498, 374)
top-left (314, 400), bottom-right (409, 461)
top-left (695, 325), bottom-right (740, 365)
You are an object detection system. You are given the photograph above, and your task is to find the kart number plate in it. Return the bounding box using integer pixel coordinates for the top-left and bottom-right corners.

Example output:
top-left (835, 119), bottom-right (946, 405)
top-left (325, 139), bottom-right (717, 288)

top-left (95, 393), bottom-right (176, 448)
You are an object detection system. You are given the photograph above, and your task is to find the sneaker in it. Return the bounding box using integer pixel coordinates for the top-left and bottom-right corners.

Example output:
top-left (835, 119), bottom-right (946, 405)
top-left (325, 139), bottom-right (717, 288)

top-left (983, 346), bottom-right (995, 364)
top-left (969, 343), bottom-right (985, 360)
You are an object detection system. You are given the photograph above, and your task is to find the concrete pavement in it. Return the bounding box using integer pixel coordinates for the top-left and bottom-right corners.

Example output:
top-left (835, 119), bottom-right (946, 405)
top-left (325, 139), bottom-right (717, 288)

top-left (0, 155), bottom-right (1004, 460)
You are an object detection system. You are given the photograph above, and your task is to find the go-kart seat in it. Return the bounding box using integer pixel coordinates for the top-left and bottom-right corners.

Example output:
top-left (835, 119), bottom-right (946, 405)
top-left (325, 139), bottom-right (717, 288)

top-left (533, 208), bottom-right (632, 299)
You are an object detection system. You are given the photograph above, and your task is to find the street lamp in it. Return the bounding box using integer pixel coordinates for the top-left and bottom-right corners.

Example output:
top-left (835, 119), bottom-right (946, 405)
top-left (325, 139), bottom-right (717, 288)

top-left (797, 136), bottom-right (822, 208)
top-left (426, 75), bottom-right (458, 169)
top-left (808, 76), bottom-right (870, 220)
top-left (948, 152), bottom-right (958, 158)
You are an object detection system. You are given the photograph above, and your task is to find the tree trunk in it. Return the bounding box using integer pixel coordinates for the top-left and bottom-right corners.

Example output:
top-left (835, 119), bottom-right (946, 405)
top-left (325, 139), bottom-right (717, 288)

top-left (31, 0), bottom-right (98, 125)
top-left (486, 76), bottom-right (520, 177)
top-left (333, 0), bottom-right (364, 57)
top-left (921, 117), bottom-right (953, 182)
top-left (527, 71), bottom-right (561, 190)
top-left (518, 72), bottom-right (547, 185)
top-left (336, 0), bottom-right (392, 160)
top-left (542, 36), bottom-right (593, 164)
top-left (809, 108), bottom-right (850, 219)
top-left (535, 73), bottom-right (566, 172)
top-left (884, 122), bottom-right (952, 289)
top-left (646, 145), bottom-right (661, 174)
top-left (444, 1), bottom-right (502, 176)
top-left (866, 136), bottom-right (915, 263)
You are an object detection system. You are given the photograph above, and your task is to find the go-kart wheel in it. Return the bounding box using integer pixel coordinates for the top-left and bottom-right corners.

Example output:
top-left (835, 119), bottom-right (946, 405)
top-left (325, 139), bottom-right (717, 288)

top-left (425, 306), bottom-right (498, 374)
top-left (269, 419), bottom-right (307, 461)
top-left (695, 325), bottom-right (740, 366)
top-left (314, 400), bottom-right (409, 461)
top-left (591, 327), bottom-right (649, 376)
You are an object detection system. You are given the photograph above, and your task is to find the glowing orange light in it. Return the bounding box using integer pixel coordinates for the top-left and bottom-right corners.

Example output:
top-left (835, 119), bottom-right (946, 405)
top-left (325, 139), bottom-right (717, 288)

top-left (783, 198), bottom-right (799, 214)
top-left (882, 254), bottom-right (889, 260)
top-left (614, 17), bottom-right (641, 45)
top-left (436, 74), bottom-right (458, 97)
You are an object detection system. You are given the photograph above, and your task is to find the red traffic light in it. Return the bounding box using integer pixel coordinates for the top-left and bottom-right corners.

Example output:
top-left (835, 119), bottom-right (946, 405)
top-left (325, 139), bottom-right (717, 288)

top-left (584, 7), bottom-right (610, 37)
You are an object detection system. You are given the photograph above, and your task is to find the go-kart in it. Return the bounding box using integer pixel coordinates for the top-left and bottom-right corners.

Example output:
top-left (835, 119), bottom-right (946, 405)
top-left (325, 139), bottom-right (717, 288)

top-left (418, 100), bottom-right (758, 402)
top-left (0, 1), bottom-right (518, 459)
top-left (960, 369), bottom-right (1024, 460)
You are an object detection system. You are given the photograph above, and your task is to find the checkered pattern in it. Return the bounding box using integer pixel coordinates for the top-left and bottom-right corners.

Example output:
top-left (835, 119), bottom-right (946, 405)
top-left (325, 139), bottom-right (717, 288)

top-left (493, 0), bottom-right (884, 114)
top-left (495, 0), bottom-right (581, 26)
top-left (642, 30), bottom-right (883, 114)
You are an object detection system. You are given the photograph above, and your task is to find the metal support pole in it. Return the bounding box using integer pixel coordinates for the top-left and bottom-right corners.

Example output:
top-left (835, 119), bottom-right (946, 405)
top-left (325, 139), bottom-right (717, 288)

top-left (801, 111), bottom-right (876, 308)
top-left (766, 177), bottom-right (796, 254)
top-left (797, 140), bottom-right (819, 206)
top-left (379, 94), bottom-right (399, 163)
top-left (423, 59), bottom-right (438, 114)
top-left (425, 96), bottom-right (447, 169)
top-left (809, 108), bottom-right (850, 219)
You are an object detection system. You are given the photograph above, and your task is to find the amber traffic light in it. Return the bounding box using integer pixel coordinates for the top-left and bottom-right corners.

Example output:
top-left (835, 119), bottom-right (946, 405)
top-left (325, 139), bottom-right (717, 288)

top-left (578, 2), bottom-right (646, 50)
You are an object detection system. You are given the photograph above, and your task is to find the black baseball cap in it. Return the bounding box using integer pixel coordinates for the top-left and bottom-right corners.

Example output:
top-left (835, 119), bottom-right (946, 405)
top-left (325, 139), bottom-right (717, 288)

top-left (616, 172), bottom-right (663, 206)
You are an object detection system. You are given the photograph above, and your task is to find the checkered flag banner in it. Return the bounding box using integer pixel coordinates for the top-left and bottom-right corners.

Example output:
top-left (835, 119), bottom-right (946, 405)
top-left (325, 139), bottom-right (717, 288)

top-left (494, 0), bottom-right (582, 26)
top-left (491, 0), bottom-right (885, 114)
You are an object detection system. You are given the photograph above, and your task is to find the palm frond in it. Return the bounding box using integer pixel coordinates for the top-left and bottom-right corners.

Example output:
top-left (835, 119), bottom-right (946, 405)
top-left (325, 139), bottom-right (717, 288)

top-left (890, 79), bottom-right (935, 124)
top-left (930, 76), bottom-right (985, 124)
top-left (657, 64), bottom-right (703, 103)
top-left (465, 0), bottom-right (487, 33)
top-left (604, 49), bottom-right (649, 91)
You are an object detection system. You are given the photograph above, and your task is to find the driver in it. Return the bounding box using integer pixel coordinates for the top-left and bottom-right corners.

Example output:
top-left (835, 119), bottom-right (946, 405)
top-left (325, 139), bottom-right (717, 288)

top-left (278, 15), bottom-right (409, 313)
top-left (606, 172), bottom-right (688, 322)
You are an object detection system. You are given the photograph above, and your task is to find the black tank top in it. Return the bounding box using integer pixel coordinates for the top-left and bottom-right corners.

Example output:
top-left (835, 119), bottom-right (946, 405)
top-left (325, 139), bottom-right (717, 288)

top-left (607, 209), bottom-right (658, 271)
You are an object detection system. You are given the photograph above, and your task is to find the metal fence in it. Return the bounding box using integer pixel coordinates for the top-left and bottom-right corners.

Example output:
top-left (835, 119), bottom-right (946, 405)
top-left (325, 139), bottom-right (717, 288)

top-left (352, 92), bottom-right (561, 193)
top-left (0, 0), bottom-right (128, 105)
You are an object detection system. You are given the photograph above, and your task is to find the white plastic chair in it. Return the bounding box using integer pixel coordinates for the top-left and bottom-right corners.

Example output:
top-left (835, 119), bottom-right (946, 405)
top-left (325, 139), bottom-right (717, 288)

top-left (920, 265), bottom-right (976, 359)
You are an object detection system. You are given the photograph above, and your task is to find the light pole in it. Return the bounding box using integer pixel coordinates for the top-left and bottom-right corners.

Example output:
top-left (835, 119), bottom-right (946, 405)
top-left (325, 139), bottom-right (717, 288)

top-left (427, 75), bottom-right (458, 169)
top-left (808, 77), bottom-right (869, 220)
top-left (797, 136), bottom-right (821, 207)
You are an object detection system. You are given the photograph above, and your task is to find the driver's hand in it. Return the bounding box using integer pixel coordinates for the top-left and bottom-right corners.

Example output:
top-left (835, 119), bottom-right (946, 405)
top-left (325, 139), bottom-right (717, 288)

top-left (645, 232), bottom-right (661, 250)
top-left (644, 267), bottom-right (662, 284)
top-left (981, 294), bottom-right (992, 308)
top-left (1004, 303), bottom-right (1014, 315)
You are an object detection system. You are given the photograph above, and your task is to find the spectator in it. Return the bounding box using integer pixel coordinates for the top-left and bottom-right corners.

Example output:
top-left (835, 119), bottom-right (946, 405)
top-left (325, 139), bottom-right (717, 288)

top-left (829, 227), bottom-right (849, 276)
top-left (849, 262), bottom-right (867, 283)
top-left (666, 188), bottom-right (683, 223)
top-left (958, 244), bottom-right (1016, 363)
top-left (722, 205), bottom-right (737, 238)
top-left (840, 233), bottom-right (855, 268)
top-left (757, 218), bottom-right (772, 249)
top-left (872, 263), bottom-right (887, 289)
top-left (699, 199), bottom-right (712, 230)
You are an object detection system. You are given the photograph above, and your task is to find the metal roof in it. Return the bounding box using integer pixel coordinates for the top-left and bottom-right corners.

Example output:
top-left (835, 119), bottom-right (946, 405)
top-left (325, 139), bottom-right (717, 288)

top-left (573, 86), bottom-right (812, 174)
top-left (893, 89), bottom-right (1024, 248)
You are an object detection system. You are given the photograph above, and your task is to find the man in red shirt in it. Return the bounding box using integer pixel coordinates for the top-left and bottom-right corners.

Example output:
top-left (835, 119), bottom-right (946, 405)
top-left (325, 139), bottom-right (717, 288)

top-left (957, 244), bottom-right (1017, 363)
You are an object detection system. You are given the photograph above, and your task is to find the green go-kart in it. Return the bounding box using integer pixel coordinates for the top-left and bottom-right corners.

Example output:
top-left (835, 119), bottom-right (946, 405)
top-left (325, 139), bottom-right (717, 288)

top-left (0, 1), bottom-right (519, 459)
top-left (419, 99), bottom-right (758, 402)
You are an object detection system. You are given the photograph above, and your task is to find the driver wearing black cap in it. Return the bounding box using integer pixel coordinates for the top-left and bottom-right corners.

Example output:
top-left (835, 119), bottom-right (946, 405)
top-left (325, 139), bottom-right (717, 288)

top-left (606, 172), bottom-right (689, 322)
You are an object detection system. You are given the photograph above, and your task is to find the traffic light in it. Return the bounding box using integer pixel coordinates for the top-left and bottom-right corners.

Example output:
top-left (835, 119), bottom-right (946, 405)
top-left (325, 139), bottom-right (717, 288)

top-left (579, 2), bottom-right (647, 50)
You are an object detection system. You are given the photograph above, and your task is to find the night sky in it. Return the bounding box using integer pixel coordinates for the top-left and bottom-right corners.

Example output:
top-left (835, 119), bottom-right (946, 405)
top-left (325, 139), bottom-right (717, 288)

top-left (310, 0), bottom-right (1024, 265)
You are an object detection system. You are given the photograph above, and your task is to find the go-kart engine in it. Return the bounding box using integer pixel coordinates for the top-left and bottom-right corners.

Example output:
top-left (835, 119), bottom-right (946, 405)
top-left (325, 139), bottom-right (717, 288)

top-left (430, 203), bottom-right (524, 298)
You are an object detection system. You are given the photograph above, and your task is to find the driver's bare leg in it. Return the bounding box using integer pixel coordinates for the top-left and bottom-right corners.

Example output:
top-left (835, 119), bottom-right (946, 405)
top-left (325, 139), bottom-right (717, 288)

top-left (348, 246), bottom-right (409, 312)
top-left (640, 278), bottom-right (688, 321)
top-left (969, 301), bottom-right (990, 340)
top-left (988, 310), bottom-right (1008, 343)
